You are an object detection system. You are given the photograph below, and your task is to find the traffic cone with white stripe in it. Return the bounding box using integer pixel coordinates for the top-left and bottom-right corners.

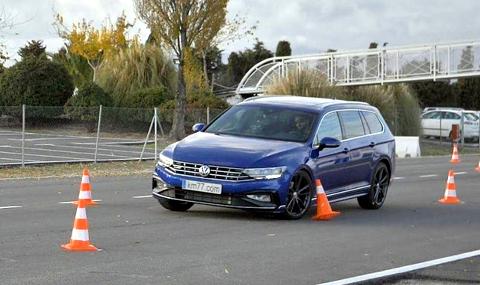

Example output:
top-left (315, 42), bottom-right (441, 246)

top-left (61, 200), bottom-right (98, 252)
top-left (475, 161), bottom-right (480, 172)
top-left (73, 167), bottom-right (97, 207)
top-left (312, 179), bottom-right (340, 221)
top-left (450, 144), bottom-right (460, 164)
top-left (438, 170), bottom-right (461, 205)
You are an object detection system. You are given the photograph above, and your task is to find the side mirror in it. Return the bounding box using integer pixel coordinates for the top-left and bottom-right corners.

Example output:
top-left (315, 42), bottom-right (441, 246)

top-left (318, 137), bottom-right (341, 150)
top-left (192, 123), bottom-right (206, 133)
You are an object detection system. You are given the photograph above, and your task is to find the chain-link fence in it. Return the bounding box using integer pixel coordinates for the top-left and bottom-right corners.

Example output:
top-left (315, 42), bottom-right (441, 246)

top-left (2, 103), bottom-right (478, 166)
top-left (0, 105), bottom-right (227, 166)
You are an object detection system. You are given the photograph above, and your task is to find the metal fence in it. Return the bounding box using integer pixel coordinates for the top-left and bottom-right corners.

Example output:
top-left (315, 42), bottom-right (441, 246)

top-left (1, 104), bottom-right (479, 166)
top-left (0, 105), bottom-right (225, 167)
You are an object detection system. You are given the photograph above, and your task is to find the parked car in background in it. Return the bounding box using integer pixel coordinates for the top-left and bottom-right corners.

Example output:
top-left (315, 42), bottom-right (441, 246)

top-left (152, 96), bottom-right (395, 219)
top-left (421, 109), bottom-right (479, 142)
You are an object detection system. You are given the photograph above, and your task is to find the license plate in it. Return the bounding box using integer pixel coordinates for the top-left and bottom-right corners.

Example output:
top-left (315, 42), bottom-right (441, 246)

top-left (182, 180), bottom-right (222, 195)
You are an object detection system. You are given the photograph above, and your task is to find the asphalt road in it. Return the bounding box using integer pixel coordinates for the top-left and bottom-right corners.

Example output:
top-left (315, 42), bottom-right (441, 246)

top-left (1, 155), bottom-right (479, 285)
top-left (0, 129), bottom-right (156, 165)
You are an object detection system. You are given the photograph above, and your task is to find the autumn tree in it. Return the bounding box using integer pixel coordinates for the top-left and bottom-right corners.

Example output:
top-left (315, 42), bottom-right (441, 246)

top-left (54, 13), bottom-right (133, 82)
top-left (135, 0), bottom-right (229, 139)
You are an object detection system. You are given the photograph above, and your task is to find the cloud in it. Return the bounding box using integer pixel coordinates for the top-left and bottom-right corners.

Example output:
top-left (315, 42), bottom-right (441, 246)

top-left (1, 0), bottom-right (479, 66)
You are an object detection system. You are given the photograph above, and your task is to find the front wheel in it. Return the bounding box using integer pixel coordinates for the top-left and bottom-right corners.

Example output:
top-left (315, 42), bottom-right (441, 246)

top-left (158, 197), bottom-right (194, 211)
top-left (282, 171), bottom-right (313, 219)
top-left (358, 163), bottom-right (390, 209)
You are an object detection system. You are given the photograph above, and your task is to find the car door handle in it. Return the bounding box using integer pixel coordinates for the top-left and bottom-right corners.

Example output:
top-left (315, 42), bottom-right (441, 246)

top-left (369, 142), bottom-right (376, 147)
top-left (342, 147), bottom-right (350, 154)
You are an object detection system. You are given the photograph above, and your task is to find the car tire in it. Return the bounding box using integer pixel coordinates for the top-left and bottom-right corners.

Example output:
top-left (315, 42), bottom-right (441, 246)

top-left (158, 197), bottom-right (194, 211)
top-left (358, 162), bottom-right (390, 210)
top-left (281, 170), bottom-right (314, 219)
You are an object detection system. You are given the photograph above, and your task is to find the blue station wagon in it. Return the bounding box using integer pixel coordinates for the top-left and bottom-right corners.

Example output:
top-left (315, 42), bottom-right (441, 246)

top-left (152, 96), bottom-right (395, 219)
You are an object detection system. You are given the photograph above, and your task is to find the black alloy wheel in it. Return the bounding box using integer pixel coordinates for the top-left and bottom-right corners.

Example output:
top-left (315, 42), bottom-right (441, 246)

top-left (358, 162), bottom-right (390, 209)
top-left (284, 171), bottom-right (313, 219)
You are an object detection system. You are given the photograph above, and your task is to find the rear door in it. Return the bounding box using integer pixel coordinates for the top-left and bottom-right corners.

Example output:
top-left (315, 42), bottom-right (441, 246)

top-left (338, 110), bottom-right (372, 188)
top-left (421, 111), bottom-right (442, 136)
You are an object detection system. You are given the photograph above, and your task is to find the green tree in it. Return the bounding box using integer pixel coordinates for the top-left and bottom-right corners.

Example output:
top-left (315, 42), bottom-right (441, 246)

top-left (226, 39), bottom-right (273, 85)
top-left (275, 40), bottom-right (291, 57)
top-left (409, 81), bottom-right (456, 108)
top-left (456, 78), bottom-right (480, 110)
top-left (51, 47), bottom-right (93, 87)
top-left (64, 82), bottom-right (112, 131)
top-left (18, 40), bottom-right (47, 60)
top-left (135, 0), bottom-right (229, 139)
top-left (0, 55), bottom-right (74, 106)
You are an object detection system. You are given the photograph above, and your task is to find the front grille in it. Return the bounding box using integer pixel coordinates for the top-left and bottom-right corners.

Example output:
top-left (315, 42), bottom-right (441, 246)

top-left (161, 189), bottom-right (233, 205)
top-left (166, 160), bottom-right (252, 181)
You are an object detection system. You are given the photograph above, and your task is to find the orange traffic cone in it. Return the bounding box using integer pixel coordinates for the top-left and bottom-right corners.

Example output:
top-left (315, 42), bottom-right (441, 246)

top-left (312, 179), bottom-right (340, 220)
top-left (61, 200), bottom-right (98, 252)
top-left (450, 143), bottom-right (460, 164)
top-left (475, 161), bottom-right (480, 172)
top-left (439, 170), bottom-right (461, 205)
top-left (73, 167), bottom-right (97, 207)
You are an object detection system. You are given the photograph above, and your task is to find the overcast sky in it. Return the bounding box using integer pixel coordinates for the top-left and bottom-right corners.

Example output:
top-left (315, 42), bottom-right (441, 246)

top-left (1, 0), bottom-right (480, 66)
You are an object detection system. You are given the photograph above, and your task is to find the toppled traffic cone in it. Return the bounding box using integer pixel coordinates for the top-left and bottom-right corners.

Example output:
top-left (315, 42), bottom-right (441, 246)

top-left (475, 161), bottom-right (480, 172)
top-left (439, 170), bottom-right (461, 205)
top-left (312, 179), bottom-right (340, 221)
top-left (73, 167), bottom-right (97, 207)
top-left (450, 144), bottom-right (460, 164)
top-left (62, 200), bottom-right (98, 252)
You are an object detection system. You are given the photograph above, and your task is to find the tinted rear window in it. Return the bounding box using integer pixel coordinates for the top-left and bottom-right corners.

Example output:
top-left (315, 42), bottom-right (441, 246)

top-left (362, 111), bottom-right (383, 133)
top-left (339, 111), bottom-right (365, 139)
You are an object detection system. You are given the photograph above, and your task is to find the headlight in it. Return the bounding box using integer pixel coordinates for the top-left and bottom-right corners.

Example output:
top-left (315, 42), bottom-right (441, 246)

top-left (243, 167), bottom-right (286, 180)
top-left (158, 153), bottom-right (173, 167)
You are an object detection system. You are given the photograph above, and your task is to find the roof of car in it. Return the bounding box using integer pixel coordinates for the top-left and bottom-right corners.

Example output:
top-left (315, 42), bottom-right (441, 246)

top-left (240, 95), bottom-right (369, 111)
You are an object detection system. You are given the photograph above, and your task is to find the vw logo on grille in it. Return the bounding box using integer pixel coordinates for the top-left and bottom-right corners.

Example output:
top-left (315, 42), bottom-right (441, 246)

top-left (198, 165), bottom-right (210, 177)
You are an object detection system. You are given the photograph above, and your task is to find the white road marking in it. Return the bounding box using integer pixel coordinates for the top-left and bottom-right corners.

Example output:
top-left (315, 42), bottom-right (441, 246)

top-left (0, 150), bottom-right (86, 160)
top-left (393, 177), bottom-right (405, 180)
top-left (2, 146), bottom-right (131, 158)
top-left (132, 195), bottom-right (153, 199)
top-left (0, 145), bottom-right (12, 147)
top-left (35, 143), bottom-right (55, 146)
top-left (41, 143), bottom-right (149, 155)
top-left (0, 175), bottom-right (79, 181)
top-left (318, 249), bottom-right (480, 285)
top-left (419, 174), bottom-right (438, 178)
top-left (455, 171), bottom-right (468, 175)
top-left (0, 206), bottom-right (22, 210)
top-left (59, 199), bottom-right (102, 204)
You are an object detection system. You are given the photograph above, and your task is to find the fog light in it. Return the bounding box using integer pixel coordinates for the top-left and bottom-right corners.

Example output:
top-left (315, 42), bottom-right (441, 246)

top-left (246, 194), bottom-right (271, 202)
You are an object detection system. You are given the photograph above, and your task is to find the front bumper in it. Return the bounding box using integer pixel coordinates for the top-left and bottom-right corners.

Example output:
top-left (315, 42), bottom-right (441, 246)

top-left (152, 170), bottom-right (285, 211)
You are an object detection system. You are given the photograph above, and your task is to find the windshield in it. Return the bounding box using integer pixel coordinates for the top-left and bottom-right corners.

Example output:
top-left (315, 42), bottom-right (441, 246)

top-left (464, 113), bottom-right (479, 121)
top-left (205, 105), bottom-right (317, 142)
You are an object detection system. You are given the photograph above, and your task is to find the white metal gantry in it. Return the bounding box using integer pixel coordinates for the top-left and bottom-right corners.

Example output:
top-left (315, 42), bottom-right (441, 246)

top-left (236, 40), bottom-right (480, 95)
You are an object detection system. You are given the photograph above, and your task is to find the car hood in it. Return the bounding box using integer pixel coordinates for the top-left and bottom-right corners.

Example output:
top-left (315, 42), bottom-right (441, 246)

top-left (171, 132), bottom-right (305, 168)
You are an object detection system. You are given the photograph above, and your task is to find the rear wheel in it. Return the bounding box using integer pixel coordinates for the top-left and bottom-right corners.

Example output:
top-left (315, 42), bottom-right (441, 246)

top-left (358, 163), bottom-right (390, 209)
top-left (282, 171), bottom-right (313, 219)
top-left (158, 197), bottom-right (194, 211)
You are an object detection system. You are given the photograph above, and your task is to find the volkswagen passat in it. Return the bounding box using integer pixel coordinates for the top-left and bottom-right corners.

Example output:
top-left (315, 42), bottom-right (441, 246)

top-left (152, 96), bottom-right (395, 219)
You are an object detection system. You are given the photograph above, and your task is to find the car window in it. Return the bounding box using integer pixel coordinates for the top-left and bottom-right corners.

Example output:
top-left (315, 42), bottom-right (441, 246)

top-left (339, 111), bottom-right (366, 139)
top-left (362, 111), bottom-right (383, 133)
top-left (464, 113), bottom-right (479, 121)
top-left (443, 112), bottom-right (461, 120)
top-left (422, 111), bottom-right (442, 119)
top-left (315, 112), bottom-right (342, 143)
